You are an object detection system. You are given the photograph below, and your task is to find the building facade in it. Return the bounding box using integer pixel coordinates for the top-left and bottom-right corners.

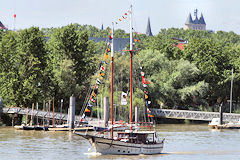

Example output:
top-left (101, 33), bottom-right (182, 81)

top-left (184, 9), bottom-right (206, 31)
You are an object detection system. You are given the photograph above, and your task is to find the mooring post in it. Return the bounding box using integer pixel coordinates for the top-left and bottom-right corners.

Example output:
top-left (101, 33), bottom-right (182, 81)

top-left (219, 103), bottom-right (223, 125)
top-left (36, 102), bottom-right (39, 125)
top-left (60, 99), bottom-right (63, 124)
top-left (104, 97), bottom-right (109, 127)
top-left (135, 106), bottom-right (139, 124)
top-left (69, 95), bottom-right (75, 130)
top-left (11, 114), bottom-right (14, 127)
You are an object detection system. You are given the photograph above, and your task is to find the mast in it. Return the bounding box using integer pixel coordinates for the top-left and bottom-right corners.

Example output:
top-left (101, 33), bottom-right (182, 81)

top-left (129, 5), bottom-right (133, 130)
top-left (111, 22), bottom-right (114, 139)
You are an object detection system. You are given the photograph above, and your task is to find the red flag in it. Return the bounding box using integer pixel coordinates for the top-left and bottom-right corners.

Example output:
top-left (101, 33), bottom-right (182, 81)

top-left (124, 13), bottom-right (128, 15)
top-left (143, 78), bottom-right (151, 84)
top-left (14, 14), bottom-right (16, 18)
top-left (148, 114), bottom-right (154, 118)
top-left (90, 97), bottom-right (96, 103)
top-left (100, 66), bottom-right (105, 71)
top-left (147, 108), bottom-right (151, 113)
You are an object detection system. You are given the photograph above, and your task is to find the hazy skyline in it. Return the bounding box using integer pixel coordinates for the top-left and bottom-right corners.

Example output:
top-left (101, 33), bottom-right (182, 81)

top-left (1, 0), bottom-right (240, 35)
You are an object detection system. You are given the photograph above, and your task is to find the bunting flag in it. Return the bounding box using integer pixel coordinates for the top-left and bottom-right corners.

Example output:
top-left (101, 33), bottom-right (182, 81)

top-left (147, 108), bottom-right (150, 113)
top-left (141, 72), bottom-right (145, 84)
top-left (106, 48), bottom-right (111, 52)
top-left (145, 94), bottom-right (148, 99)
top-left (141, 72), bottom-right (151, 84)
top-left (91, 91), bottom-right (96, 98)
top-left (121, 92), bottom-right (128, 105)
top-left (94, 85), bottom-right (99, 89)
top-left (96, 78), bottom-right (101, 85)
top-left (14, 14), bottom-right (16, 18)
top-left (88, 103), bottom-right (93, 107)
top-left (84, 8), bottom-right (131, 116)
top-left (138, 55), bottom-right (154, 118)
top-left (104, 53), bottom-right (109, 59)
top-left (85, 107), bottom-right (91, 113)
top-left (113, 10), bottom-right (130, 24)
top-left (100, 72), bottom-right (105, 77)
top-left (134, 39), bottom-right (140, 42)
top-left (148, 114), bottom-right (154, 118)
top-left (147, 108), bottom-right (154, 117)
top-left (143, 78), bottom-right (151, 84)
top-left (90, 97), bottom-right (96, 103)
top-left (101, 61), bottom-right (108, 64)
top-left (100, 66), bottom-right (105, 71)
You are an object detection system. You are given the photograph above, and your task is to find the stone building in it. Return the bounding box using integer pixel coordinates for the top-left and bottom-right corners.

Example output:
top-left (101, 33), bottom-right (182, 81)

top-left (184, 9), bottom-right (206, 31)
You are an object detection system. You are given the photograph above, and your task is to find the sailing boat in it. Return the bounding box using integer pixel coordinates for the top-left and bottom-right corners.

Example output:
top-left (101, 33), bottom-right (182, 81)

top-left (74, 5), bottom-right (165, 155)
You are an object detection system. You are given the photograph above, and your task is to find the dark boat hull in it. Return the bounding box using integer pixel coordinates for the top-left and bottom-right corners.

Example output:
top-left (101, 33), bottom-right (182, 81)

top-left (23, 126), bottom-right (35, 130)
top-left (34, 126), bottom-right (49, 131)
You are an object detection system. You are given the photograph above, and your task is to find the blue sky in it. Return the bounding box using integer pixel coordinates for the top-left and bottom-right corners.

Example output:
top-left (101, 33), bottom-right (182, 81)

top-left (1, 0), bottom-right (240, 35)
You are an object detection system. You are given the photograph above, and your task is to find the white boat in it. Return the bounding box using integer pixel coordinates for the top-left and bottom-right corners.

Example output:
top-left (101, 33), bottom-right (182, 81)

top-left (75, 130), bottom-right (164, 155)
top-left (75, 5), bottom-right (165, 155)
top-left (208, 118), bottom-right (220, 129)
top-left (209, 118), bottom-right (240, 129)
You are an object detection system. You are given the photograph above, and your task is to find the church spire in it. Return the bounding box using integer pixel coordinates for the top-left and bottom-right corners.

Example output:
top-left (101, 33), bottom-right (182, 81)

top-left (146, 17), bottom-right (153, 36)
top-left (199, 13), bottom-right (206, 24)
top-left (185, 13), bottom-right (193, 24)
top-left (101, 24), bottom-right (104, 30)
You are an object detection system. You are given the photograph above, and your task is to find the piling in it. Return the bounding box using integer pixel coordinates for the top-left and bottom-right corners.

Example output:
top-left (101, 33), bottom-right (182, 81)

top-left (104, 97), bottom-right (109, 127)
top-left (135, 107), bottom-right (139, 123)
top-left (36, 102), bottom-right (39, 125)
top-left (219, 103), bottom-right (223, 125)
top-left (69, 95), bottom-right (75, 129)
top-left (60, 99), bottom-right (63, 124)
top-left (30, 103), bottom-right (34, 126)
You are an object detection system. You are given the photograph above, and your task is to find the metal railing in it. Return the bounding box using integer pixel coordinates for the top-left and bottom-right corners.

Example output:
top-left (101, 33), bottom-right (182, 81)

top-left (150, 109), bottom-right (240, 122)
top-left (2, 107), bottom-right (82, 122)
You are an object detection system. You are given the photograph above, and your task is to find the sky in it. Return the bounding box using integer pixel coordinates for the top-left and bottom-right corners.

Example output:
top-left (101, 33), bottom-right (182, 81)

top-left (1, 0), bottom-right (240, 35)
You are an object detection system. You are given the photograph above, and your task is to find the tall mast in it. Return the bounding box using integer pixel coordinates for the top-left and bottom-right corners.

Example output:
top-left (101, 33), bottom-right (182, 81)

top-left (130, 5), bottom-right (133, 51)
top-left (129, 5), bottom-right (133, 129)
top-left (111, 22), bottom-right (114, 139)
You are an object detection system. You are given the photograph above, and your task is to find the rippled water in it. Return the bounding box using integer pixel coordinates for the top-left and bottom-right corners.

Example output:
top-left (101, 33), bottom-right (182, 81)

top-left (1, 124), bottom-right (240, 160)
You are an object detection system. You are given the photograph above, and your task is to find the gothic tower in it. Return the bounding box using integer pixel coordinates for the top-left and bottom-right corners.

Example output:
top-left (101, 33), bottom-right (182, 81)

top-left (184, 9), bottom-right (206, 31)
top-left (146, 17), bottom-right (153, 36)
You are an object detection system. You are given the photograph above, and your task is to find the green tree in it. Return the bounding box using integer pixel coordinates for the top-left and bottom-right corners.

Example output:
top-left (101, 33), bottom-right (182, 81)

top-left (138, 50), bottom-right (208, 109)
top-left (48, 24), bottom-right (97, 111)
top-left (183, 38), bottom-right (232, 105)
top-left (0, 27), bottom-right (48, 107)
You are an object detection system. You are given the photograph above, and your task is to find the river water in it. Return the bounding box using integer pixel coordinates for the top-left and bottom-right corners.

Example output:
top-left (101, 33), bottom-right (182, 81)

top-left (1, 124), bottom-right (240, 160)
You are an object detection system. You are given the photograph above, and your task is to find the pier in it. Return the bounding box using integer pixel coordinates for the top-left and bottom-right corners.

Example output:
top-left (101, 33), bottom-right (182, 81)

top-left (2, 107), bottom-right (83, 123)
top-left (3, 107), bottom-right (240, 124)
top-left (151, 109), bottom-right (240, 122)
